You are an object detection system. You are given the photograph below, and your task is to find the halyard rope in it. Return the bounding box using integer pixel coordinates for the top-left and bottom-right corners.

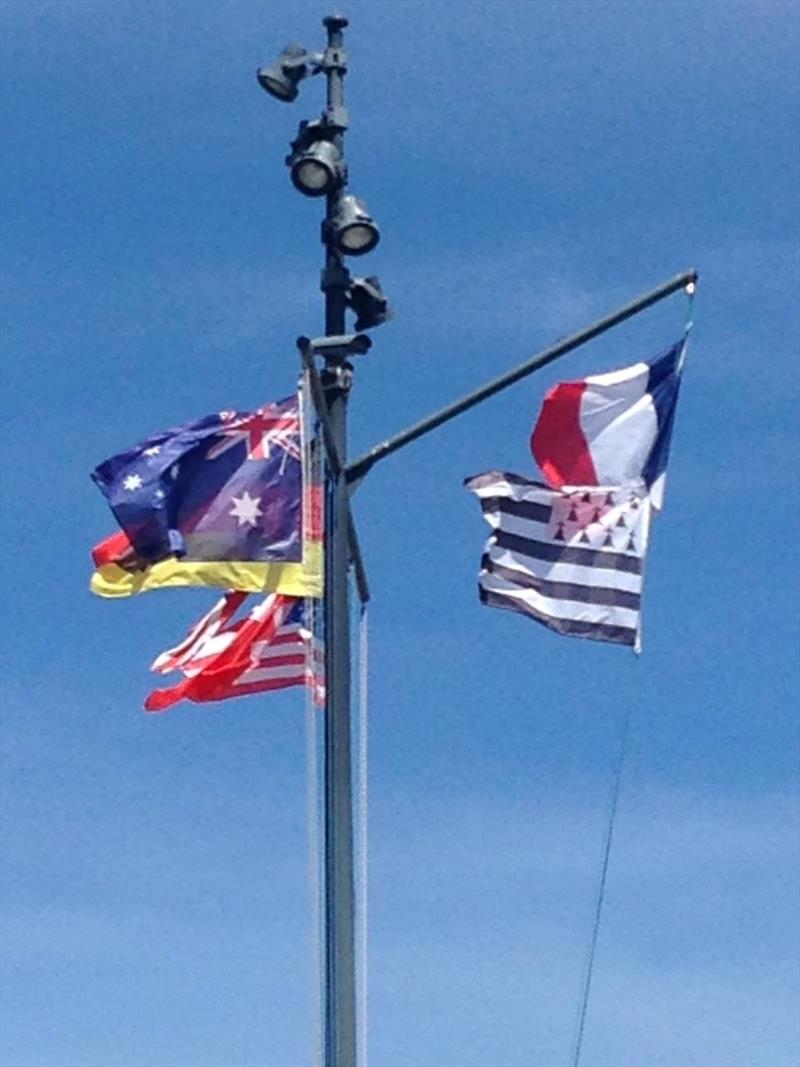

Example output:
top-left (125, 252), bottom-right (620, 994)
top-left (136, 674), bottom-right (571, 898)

top-left (357, 601), bottom-right (369, 1067)
top-left (302, 369), bottom-right (324, 1067)
top-left (305, 674), bottom-right (324, 1067)
top-left (572, 704), bottom-right (631, 1067)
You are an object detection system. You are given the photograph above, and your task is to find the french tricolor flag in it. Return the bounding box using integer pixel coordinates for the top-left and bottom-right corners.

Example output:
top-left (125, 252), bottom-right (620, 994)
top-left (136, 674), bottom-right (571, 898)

top-left (531, 339), bottom-right (686, 510)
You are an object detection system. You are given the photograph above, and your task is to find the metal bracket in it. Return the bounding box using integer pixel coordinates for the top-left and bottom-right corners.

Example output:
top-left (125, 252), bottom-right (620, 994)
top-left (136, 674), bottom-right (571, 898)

top-left (287, 118), bottom-right (325, 157)
top-left (320, 362), bottom-right (354, 395)
top-left (297, 337), bottom-right (370, 604)
top-left (298, 333), bottom-right (371, 361)
top-left (320, 261), bottom-right (351, 292)
top-left (325, 104), bottom-right (349, 130)
top-left (322, 45), bottom-right (348, 74)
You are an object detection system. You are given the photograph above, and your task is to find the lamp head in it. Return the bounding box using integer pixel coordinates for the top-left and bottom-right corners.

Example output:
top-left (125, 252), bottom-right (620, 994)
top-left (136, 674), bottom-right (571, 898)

top-left (348, 276), bottom-right (393, 330)
top-left (287, 122), bottom-right (344, 196)
top-left (256, 44), bottom-right (310, 102)
top-left (331, 195), bottom-right (380, 256)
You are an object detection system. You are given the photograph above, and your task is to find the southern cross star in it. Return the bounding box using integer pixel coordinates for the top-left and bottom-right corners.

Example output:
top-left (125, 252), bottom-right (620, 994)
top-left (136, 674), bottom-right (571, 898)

top-left (229, 490), bottom-right (263, 528)
top-left (123, 474), bottom-right (143, 491)
top-left (143, 446), bottom-right (161, 457)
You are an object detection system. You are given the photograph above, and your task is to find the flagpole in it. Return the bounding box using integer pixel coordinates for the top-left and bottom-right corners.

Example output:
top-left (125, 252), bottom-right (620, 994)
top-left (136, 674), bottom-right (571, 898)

top-left (318, 15), bottom-right (358, 1067)
top-left (259, 14), bottom-right (372, 1060)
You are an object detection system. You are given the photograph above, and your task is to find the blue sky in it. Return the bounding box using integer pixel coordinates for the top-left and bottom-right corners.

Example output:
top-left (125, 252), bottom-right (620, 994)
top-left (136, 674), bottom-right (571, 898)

top-left (1, 2), bottom-right (798, 1066)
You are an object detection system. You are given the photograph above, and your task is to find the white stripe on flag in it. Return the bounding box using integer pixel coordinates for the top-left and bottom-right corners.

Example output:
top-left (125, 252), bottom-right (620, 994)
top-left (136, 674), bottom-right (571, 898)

top-left (150, 592), bottom-right (242, 674)
top-left (234, 662), bottom-right (308, 687)
top-left (479, 571), bottom-right (642, 630)
top-left (469, 479), bottom-right (553, 504)
top-left (585, 362), bottom-right (648, 388)
top-left (486, 543), bottom-right (643, 594)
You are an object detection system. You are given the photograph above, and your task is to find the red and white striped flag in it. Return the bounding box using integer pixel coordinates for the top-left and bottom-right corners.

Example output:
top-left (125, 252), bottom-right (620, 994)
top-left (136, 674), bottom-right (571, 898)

top-left (144, 591), bottom-right (324, 713)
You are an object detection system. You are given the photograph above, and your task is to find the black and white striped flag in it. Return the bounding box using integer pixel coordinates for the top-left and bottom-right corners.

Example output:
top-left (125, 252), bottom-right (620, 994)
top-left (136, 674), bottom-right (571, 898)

top-left (465, 471), bottom-right (651, 651)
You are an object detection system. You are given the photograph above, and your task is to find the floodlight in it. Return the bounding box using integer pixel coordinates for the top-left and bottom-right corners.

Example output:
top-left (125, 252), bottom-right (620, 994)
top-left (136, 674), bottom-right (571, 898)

top-left (257, 44), bottom-right (310, 102)
top-left (290, 138), bottom-right (343, 196)
top-left (348, 276), bottom-right (392, 330)
top-left (331, 195), bottom-right (380, 255)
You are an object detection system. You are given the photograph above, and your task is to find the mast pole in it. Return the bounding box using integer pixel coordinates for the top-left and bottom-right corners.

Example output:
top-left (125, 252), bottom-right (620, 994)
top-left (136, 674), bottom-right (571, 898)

top-left (319, 15), bottom-right (358, 1067)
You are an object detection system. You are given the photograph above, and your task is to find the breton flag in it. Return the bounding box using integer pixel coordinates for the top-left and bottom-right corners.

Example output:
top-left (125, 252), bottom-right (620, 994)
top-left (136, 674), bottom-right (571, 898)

top-left (466, 473), bottom-right (650, 649)
top-left (90, 394), bottom-right (322, 599)
top-left (144, 591), bottom-right (324, 713)
top-left (467, 338), bottom-right (687, 650)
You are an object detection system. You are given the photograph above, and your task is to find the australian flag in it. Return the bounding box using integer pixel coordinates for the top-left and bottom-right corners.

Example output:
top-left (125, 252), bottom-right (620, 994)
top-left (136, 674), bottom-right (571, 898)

top-left (92, 396), bottom-right (303, 568)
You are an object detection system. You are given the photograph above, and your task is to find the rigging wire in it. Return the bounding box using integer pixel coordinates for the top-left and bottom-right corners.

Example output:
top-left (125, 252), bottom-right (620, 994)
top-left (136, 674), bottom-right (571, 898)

top-left (301, 369), bottom-right (324, 1067)
top-left (571, 704), bottom-right (632, 1067)
top-left (305, 662), bottom-right (324, 1067)
top-left (356, 601), bottom-right (370, 1067)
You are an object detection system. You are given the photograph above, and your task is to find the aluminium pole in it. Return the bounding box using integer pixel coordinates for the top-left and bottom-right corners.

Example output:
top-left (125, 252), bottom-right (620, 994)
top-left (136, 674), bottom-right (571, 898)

top-left (319, 14), bottom-right (358, 1067)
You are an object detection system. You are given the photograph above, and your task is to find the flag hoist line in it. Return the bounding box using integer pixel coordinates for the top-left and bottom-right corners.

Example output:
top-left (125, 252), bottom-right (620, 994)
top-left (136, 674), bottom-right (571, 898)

top-left (302, 366), bottom-right (325, 1067)
top-left (356, 600), bottom-right (369, 1067)
top-left (302, 592), bottom-right (367, 1067)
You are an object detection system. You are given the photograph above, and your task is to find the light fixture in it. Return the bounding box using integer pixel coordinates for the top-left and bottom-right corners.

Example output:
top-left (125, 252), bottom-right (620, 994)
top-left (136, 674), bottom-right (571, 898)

top-left (331, 195), bottom-right (380, 255)
top-left (348, 276), bottom-right (392, 330)
top-left (256, 44), bottom-right (311, 102)
top-left (286, 121), bottom-right (344, 196)
top-left (291, 140), bottom-right (342, 195)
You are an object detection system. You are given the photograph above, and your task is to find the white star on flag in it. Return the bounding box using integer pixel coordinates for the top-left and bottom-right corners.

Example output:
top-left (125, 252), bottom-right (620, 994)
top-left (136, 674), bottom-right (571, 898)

top-left (229, 490), bottom-right (263, 528)
top-left (143, 446), bottom-right (161, 457)
top-left (123, 474), bottom-right (143, 491)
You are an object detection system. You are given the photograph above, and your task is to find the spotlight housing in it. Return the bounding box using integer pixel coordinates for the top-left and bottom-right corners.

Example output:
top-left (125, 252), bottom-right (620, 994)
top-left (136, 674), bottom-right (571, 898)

top-left (331, 195), bottom-right (380, 256)
top-left (348, 276), bottom-right (392, 331)
top-left (287, 122), bottom-right (344, 196)
top-left (257, 44), bottom-right (310, 102)
top-left (291, 140), bottom-right (342, 195)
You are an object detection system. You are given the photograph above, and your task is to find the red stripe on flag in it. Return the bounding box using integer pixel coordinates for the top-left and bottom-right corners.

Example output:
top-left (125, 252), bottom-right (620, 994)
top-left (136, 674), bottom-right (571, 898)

top-left (530, 380), bottom-right (598, 489)
top-left (305, 484), bottom-right (324, 541)
top-left (226, 676), bottom-right (308, 698)
top-left (144, 594), bottom-right (294, 712)
top-left (151, 591), bottom-right (247, 675)
top-left (92, 529), bottom-right (136, 568)
top-left (242, 652), bottom-right (307, 672)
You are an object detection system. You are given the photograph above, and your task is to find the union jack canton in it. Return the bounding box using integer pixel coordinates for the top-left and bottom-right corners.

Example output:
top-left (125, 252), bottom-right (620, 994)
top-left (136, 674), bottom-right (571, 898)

top-left (91, 394), bottom-right (304, 568)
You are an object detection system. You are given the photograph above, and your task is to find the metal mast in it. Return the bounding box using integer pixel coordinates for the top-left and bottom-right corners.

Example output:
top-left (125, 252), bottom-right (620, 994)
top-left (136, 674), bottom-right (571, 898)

top-left (318, 15), bottom-right (357, 1067)
top-left (258, 15), bottom-right (385, 1065)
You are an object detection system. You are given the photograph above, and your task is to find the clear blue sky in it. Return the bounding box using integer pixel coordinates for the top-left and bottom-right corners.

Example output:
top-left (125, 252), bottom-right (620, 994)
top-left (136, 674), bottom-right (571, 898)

top-left (1, 2), bottom-right (798, 1066)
